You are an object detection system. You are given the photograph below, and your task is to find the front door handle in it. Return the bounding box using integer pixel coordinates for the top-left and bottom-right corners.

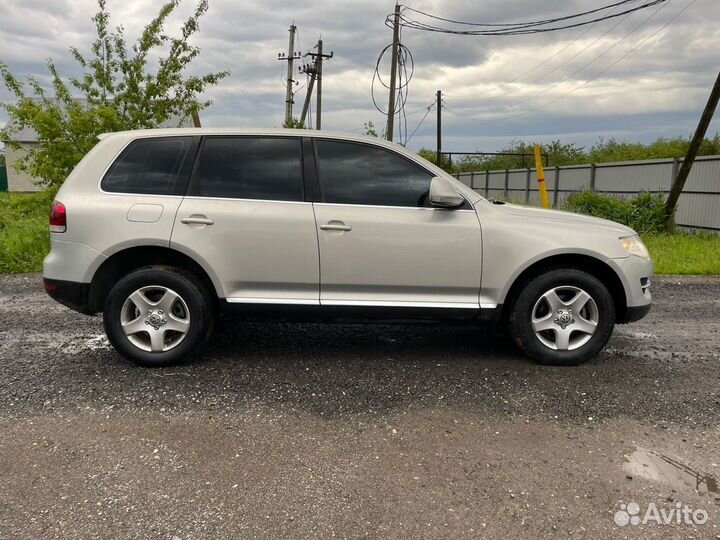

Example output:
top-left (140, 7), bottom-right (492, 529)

top-left (320, 221), bottom-right (352, 232)
top-left (181, 215), bottom-right (215, 226)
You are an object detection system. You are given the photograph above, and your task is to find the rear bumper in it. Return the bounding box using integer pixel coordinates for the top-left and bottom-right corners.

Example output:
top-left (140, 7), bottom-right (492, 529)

top-left (43, 278), bottom-right (93, 315)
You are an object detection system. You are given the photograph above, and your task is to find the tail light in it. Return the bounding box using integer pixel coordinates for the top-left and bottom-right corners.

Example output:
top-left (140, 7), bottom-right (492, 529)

top-left (49, 200), bottom-right (67, 233)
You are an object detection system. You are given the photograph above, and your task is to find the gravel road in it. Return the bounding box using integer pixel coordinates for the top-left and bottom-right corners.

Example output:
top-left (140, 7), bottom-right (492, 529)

top-left (1, 273), bottom-right (719, 539)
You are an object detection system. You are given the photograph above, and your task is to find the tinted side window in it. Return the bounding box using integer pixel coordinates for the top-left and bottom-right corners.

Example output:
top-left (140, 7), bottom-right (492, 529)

top-left (102, 137), bottom-right (192, 195)
top-left (316, 140), bottom-right (434, 207)
top-left (189, 137), bottom-right (304, 201)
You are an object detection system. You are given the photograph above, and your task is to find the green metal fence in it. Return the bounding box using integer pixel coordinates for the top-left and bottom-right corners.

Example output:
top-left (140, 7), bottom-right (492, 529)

top-left (0, 166), bottom-right (8, 192)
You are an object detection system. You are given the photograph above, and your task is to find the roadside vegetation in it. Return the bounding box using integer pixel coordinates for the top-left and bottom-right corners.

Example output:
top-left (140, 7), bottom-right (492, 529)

top-left (562, 191), bottom-right (719, 274)
top-left (0, 192), bottom-right (51, 274)
top-left (418, 134), bottom-right (720, 173)
top-left (563, 191), bottom-right (667, 234)
top-left (642, 234), bottom-right (720, 275)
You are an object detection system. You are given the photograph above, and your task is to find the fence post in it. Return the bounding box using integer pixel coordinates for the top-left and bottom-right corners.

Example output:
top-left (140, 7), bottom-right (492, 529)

top-left (0, 166), bottom-right (7, 193)
top-left (590, 163), bottom-right (596, 192)
top-left (553, 166), bottom-right (560, 208)
top-left (504, 169), bottom-right (509, 199)
top-left (470, 171), bottom-right (475, 189)
top-left (525, 168), bottom-right (531, 203)
top-left (485, 170), bottom-right (490, 198)
top-left (671, 157), bottom-right (680, 190)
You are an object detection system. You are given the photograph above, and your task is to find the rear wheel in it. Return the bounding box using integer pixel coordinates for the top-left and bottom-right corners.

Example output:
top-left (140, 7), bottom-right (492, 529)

top-left (508, 269), bottom-right (615, 365)
top-left (103, 267), bottom-right (214, 367)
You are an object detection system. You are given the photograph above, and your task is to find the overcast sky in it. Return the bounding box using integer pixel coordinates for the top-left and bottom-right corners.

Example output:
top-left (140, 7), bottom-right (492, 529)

top-left (1, 0), bottom-right (718, 153)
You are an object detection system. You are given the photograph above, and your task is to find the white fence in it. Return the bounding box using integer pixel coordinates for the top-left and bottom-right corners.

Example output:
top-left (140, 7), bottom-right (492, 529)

top-left (453, 155), bottom-right (720, 232)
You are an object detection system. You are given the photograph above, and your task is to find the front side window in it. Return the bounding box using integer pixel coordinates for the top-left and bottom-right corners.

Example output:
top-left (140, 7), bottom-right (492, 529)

top-left (102, 137), bottom-right (193, 195)
top-left (315, 140), bottom-right (434, 207)
top-left (188, 137), bottom-right (304, 201)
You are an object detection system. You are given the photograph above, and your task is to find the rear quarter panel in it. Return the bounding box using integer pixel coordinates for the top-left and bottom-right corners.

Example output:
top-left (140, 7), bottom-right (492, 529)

top-left (48, 134), bottom-right (184, 281)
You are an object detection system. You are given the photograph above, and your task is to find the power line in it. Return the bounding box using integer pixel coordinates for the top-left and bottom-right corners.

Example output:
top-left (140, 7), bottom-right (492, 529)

top-left (393, 0), bottom-right (669, 36)
top-left (464, 17), bottom-right (607, 101)
top-left (400, 0), bottom-right (639, 29)
top-left (504, 0), bottom-right (671, 110)
top-left (465, 2), bottom-right (632, 103)
top-left (226, 66), bottom-right (284, 98)
top-left (371, 27), bottom-right (414, 145)
top-left (405, 102), bottom-right (435, 144)
top-left (500, 0), bottom-right (698, 120)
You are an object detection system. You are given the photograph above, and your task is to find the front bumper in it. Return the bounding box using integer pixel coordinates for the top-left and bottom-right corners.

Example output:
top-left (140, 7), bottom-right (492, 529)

top-left (609, 254), bottom-right (653, 323)
top-left (622, 303), bottom-right (652, 323)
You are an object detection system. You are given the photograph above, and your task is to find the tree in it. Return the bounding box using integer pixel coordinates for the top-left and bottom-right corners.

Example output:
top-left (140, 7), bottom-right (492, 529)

top-left (282, 117), bottom-right (305, 129)
top-left (363, 121), bottom-right (379, 138)
top-left (419, 134), bottom-right (720, 173)
top-left (0, 0), bottom-right (229, 189)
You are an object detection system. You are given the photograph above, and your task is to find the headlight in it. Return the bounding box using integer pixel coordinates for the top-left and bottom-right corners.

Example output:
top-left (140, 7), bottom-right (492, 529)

top-left (619, 235), bottom-right (650, 259)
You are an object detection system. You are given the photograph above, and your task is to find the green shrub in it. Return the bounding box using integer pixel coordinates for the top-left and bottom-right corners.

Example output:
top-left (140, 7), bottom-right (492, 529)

top-left (0, 192), bottom-right (52, 274)
top-left (563, 191), bottom-right (668, 234)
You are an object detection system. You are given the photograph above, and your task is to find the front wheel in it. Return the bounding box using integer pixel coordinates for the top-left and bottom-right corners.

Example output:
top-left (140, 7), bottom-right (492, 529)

top-left (103, 267), bottom-right (214, 367)
top-left (508, 269), bottom-right (615, 366)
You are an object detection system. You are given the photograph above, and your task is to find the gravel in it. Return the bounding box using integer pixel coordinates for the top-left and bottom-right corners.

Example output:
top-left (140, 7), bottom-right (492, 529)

top-left (1, 273), bottom-right (719, 539)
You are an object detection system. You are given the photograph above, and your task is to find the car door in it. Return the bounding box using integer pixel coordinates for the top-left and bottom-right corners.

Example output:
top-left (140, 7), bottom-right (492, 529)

top-left (170, 136), bottom-right (320, 304)
top-left (312, 139), bottom-right (482, 308)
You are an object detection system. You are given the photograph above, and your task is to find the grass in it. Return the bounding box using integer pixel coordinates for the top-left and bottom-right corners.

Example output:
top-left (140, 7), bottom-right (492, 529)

top-left (1, 191), bottom-right (719, 275)
top-left (642, 233), bottom-right (720, 275)
top-left (0, 192), bottom-right (52, 274)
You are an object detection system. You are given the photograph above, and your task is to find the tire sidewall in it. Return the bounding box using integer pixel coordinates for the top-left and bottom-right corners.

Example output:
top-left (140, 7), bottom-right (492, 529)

top-left (103, 268), bottom-right (212, 367)
top-left (510, 269), bottom-right (615, 365)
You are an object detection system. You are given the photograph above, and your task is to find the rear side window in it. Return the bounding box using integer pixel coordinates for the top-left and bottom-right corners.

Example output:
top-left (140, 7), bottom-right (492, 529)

top-left (102, 137), bottom-right (193, 195)
top-left (188, 137), bottom-right (304, 201)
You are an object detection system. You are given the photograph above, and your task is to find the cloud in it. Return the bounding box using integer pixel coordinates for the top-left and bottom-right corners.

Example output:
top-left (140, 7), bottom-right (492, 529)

top-left (0, 0), bottom-right (718, 152)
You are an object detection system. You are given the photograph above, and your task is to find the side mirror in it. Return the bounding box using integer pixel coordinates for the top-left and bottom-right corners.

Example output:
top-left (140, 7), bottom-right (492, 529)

top-left (429, 176), bottom-right (465, 208)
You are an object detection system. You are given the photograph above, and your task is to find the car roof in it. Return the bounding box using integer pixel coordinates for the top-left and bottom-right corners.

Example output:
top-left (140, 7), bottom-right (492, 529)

top-left (98, 128), bottom-right (399, 148)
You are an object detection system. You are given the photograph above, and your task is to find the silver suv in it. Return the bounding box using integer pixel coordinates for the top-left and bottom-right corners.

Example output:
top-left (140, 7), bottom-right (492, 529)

top-left (43, 128), bottom-right (652, 367)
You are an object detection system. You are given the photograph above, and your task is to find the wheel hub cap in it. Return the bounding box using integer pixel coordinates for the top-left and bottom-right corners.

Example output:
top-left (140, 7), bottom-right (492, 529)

top-left (554, 309), bottom-right (575, 329)
top-left (145, 310), bottom-right (167, 331)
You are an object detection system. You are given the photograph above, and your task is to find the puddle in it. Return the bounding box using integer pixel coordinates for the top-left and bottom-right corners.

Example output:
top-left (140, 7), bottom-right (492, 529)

top-left (60, 334), bottom-right (111, 354)
top-left (613, 328), bottom-right (657, 340)
top-left (625, 447), bottom-right (719, 495)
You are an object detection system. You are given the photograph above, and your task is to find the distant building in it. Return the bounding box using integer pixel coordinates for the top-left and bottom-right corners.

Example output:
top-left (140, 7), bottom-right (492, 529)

top-left (1, 107), bottom-right (196, 192)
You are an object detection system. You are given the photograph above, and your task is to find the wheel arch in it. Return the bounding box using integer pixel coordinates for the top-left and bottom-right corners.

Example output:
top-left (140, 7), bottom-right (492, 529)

top-left (500, 253), bottom-right (628, 323)
top-left (89, 246), bottom-right (220, 313)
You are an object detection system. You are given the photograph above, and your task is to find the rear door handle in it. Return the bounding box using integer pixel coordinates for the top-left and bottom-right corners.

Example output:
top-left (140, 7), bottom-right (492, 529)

top-left (320, 221), bottom-right (352, 232)
top-left (181, 215), bottom-right (215, 226)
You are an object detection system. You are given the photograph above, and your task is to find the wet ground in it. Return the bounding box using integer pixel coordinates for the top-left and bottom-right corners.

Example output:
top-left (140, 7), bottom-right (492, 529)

top-left (1, 273), bottom-right (719, 539)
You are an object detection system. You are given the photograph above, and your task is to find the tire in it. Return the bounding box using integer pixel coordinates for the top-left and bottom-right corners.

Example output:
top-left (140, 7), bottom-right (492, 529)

top-left (508, 268), bottom-right (615, 366)
top-left (103, 266), bottom-right (214, 367)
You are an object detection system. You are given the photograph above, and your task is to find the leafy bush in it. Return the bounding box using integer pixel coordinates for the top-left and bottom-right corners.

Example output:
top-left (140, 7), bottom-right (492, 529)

top-left (0, 192), bottom-right (52, 273)
top-left (563, 191), bottom-right (668, 234)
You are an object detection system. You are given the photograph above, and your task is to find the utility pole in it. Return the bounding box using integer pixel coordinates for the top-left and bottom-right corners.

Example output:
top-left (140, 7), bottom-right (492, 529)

top-left (300, 39), bottom-right (333, 129)
top-left (316, 39), bottom-right (324, 130)
top-left (277, 24), bottom-right (300, 125)
top-left (436, 90), bottom-right (442, 167)
top-left (191, 110), bottom-right (201, 128)
top-left (664, 71), bottom-right (720, 228)
top-left (299, 68), bottom-right (316, 127)
top-left (386, 3), bottom-right (401, 142)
